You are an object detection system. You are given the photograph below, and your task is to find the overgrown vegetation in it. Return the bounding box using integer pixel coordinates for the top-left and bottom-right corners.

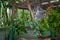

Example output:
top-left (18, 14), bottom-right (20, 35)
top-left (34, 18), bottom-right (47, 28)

top-left (0, 0), bottom-right (60, 40)
top-left (36, 7), bottom-right (60, 37)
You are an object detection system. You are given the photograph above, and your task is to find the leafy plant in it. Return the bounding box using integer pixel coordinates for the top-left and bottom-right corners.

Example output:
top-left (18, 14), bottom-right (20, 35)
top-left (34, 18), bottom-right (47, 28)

top-left (34, 7), bottom-right (60, 37)
top-left (48, 7), bottom-right (60, 36)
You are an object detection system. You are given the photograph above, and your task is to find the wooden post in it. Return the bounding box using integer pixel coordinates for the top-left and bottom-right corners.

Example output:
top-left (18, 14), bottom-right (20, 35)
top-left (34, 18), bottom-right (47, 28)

top-left (26, 0), bottom-right (34, 21)
top-left (10, 0), bottom-right (18, 40)
top-left (13, 0), bottom-right (18, 19)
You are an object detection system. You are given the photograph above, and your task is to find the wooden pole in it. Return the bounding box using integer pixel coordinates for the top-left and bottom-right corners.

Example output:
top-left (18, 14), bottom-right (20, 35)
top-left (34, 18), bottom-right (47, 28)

top-left (13, 0), bottom-right (18, 19)
top-left (10, 0), bottom-right (18, 40)
top-left (26, 0), bottom-right (34, 21)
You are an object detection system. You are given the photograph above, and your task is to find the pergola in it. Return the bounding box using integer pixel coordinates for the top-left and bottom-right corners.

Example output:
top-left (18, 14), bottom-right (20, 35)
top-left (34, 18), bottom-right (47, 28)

top-left (11, 0), bottom-right (60, 39)
top-left (4, 0), bottom-right (60, 9)
top-left (2, 0), bottom-right (60, 24)
top-left (11, 0), bottom-right (60, 19)
top-left (17, 0), bottom-right (60, 9)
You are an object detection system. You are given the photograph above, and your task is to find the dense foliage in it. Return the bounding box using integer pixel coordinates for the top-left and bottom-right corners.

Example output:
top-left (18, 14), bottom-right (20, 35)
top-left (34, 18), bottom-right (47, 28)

top-left (37, 7), bottom-right (60, 36)
top-left (0, 0), bottom-right (60, 40)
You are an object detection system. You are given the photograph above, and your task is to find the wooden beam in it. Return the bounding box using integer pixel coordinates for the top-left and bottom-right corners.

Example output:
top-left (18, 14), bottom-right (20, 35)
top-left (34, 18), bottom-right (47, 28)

top-left (8, 1), bottom-right (60, 10)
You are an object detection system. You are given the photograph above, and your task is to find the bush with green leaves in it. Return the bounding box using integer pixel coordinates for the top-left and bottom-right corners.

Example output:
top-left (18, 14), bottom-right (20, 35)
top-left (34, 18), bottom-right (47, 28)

top-left (37, 7), bottom-right (60, 36)
top-left (48, 8), bottom-right (60, 36)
